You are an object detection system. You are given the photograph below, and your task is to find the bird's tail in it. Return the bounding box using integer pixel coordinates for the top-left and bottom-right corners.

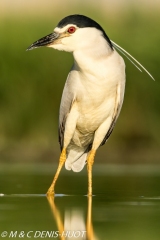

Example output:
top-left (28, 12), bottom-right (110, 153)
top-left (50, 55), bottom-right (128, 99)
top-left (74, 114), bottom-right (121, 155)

top-left (65, 145), bottom-right (88, 172)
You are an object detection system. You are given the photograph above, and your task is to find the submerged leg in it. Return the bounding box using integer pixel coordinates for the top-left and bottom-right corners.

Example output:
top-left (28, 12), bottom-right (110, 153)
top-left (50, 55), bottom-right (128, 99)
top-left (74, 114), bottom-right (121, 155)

top-left (47, 148), bottom-right (66, 196)
top-left (87, 149), bottom-right (96, 196)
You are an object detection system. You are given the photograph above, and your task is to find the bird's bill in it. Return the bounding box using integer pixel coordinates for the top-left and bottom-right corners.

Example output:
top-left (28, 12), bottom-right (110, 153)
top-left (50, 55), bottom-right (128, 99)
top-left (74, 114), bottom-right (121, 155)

top-left (26, 32), bottom-right (60, 51)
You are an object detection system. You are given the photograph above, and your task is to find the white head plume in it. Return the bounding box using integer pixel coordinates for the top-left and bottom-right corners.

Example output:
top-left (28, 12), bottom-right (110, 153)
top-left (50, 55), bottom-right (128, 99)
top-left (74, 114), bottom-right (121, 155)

top-left (111, 40), bottom-right (155, 81)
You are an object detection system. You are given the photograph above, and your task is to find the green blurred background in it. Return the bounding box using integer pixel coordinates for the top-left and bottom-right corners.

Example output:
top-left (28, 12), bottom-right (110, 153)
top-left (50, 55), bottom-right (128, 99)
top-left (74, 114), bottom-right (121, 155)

top-left (0, 0), bottom-right (159, 165)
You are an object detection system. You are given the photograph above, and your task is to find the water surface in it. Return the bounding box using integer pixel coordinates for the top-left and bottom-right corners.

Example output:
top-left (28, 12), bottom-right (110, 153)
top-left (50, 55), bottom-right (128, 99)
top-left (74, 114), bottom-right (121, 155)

top-left (0, 164), bottom-right (160, 239)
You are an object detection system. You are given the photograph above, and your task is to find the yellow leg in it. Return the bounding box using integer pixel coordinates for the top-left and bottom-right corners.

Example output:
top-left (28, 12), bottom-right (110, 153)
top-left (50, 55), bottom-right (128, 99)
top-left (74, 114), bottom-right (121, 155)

top-left (87, 149), bottom-right (96, 196)
top-left (46, 148), bottom-right (66, 196)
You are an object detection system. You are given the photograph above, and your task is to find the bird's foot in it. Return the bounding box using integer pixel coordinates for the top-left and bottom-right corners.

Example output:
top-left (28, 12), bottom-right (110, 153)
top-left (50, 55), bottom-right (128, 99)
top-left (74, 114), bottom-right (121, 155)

top-left (87, 192), bottom-right (93, 197)
top-left (46, 188), bottom-right (55, 197)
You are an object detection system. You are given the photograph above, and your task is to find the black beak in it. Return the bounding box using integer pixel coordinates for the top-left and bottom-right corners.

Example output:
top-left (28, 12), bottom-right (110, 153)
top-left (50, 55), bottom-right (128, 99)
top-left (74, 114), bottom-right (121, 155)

top-left (26, 32), bottom-right (59, 51)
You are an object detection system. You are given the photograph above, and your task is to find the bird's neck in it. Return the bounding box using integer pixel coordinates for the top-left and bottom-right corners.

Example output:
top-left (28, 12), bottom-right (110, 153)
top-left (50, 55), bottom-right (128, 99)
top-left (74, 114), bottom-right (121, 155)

top-left (73, 44), bottom-right (113, 75)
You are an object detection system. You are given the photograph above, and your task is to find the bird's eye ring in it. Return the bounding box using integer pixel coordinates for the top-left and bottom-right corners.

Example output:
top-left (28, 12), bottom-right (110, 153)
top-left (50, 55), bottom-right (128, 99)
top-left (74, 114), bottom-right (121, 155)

top-left (68, 26), bottom-right (76, 34)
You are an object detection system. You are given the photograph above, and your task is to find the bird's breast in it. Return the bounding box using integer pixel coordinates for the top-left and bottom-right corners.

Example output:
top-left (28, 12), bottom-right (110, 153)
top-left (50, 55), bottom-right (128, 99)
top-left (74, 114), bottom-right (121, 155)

top-left (76, 83), bottom-right (117, 132)
top-left (66, 49), bottom-right (125, 143)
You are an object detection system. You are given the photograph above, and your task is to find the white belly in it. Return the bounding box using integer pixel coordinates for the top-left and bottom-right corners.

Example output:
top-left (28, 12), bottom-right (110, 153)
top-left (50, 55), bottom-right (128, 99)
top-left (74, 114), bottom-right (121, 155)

top-left (63, 49), bottom-right (125, 148)
top-left (72, 80), bottom-right (118, 147)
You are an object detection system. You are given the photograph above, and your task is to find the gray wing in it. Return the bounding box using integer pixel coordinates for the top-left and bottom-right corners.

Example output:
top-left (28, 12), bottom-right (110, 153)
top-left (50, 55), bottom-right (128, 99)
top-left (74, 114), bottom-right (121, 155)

top-left (58, 73), bottom-right (75, 150)
top-left (100, 81), bottom-right (125, 146)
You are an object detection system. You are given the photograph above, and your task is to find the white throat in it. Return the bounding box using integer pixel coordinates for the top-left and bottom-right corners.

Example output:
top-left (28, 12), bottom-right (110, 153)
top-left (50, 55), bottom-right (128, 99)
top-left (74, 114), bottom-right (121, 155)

top-left (73, 37), bottom-right (113, 74)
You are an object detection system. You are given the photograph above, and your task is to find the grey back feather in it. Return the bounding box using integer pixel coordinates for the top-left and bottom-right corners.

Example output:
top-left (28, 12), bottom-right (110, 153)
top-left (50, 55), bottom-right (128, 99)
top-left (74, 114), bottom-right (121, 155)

top-left (59, 73), bottom-right (75, 150)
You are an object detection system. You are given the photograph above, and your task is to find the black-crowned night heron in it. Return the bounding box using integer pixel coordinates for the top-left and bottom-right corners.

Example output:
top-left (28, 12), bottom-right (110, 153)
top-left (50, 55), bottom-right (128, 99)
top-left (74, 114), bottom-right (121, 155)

top-left (27, 14), bottom-right (154, 196)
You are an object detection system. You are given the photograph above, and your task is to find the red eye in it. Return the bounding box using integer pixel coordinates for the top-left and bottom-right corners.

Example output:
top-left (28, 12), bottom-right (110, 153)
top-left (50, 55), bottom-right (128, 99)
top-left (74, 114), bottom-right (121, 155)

top-left (68, 26), bottom-right (76, 34)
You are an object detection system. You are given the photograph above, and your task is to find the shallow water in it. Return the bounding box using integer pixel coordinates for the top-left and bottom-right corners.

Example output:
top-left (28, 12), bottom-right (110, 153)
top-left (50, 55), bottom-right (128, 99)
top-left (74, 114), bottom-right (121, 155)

top-left (0, 164), bottom-right (160, 240)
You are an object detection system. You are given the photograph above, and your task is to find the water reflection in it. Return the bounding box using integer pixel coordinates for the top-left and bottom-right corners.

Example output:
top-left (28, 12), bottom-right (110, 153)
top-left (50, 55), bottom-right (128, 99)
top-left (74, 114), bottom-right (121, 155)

top-left (47, 196), bottom-right (98, 240)
top-left (1, 165), bottom-right (160, 240)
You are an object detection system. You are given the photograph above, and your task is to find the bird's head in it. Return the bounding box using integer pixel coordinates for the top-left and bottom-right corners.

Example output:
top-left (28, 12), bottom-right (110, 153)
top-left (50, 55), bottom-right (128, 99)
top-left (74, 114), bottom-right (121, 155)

top-left (27, 14), bottom-right (113, 53)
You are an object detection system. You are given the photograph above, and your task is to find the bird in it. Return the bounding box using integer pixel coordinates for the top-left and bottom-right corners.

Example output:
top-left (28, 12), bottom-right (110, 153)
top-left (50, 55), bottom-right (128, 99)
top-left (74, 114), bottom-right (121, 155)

top-left (27, 14), bottom-right (154, 196)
